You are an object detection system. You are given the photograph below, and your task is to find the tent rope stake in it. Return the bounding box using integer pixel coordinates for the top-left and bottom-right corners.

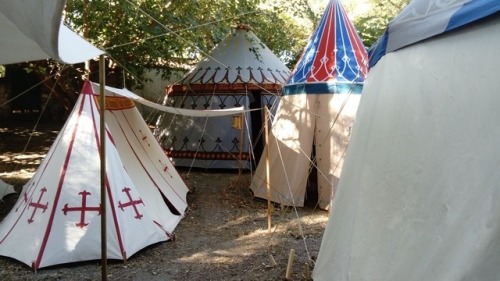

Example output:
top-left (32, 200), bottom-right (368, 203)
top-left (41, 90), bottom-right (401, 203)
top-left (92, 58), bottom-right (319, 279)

top-left (285, 248), bottom-right (296, 280)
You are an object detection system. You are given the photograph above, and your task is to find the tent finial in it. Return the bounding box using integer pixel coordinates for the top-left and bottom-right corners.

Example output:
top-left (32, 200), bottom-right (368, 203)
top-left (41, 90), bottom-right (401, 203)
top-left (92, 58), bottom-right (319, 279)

top-left (236, 23), bottom-right (251, 31)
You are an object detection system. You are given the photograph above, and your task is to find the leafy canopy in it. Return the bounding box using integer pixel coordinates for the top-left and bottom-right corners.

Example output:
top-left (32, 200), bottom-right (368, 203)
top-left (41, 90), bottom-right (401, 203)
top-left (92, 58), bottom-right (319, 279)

top-left (4, 0), bottom-right (410, 119)
top-left (64, 0), bottom-right (318, 87)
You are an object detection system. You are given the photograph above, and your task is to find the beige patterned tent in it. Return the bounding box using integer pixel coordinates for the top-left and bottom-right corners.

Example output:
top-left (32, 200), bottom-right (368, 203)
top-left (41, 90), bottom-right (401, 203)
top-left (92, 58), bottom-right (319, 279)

top-left (155, 25), bottom-right (290, 169)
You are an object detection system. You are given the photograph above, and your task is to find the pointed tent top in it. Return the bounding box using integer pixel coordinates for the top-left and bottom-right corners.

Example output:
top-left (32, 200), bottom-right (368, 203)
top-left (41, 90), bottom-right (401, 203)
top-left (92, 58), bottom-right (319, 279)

top-left (168, 26), bottom-right (290, 94)
top-left (284, 0), bottom-right (368, 95)
top-left (369, 0), bottom-right (500, 68)
top-left (235, 23), bottom-right (251, 31)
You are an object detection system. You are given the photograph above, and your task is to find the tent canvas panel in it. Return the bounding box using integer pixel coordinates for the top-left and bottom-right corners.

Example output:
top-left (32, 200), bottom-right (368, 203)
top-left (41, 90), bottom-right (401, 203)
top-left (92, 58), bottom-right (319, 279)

top-left (161, 93), bottom-right (252, 169)
top-left (90, 84), bottom-right (188, 217)
top-left (161, 92), bottom-right (279, 169)
top-left (252, 94), bottom-right (315, 207)
top-left (315, 93), bottom-right (360, 208)
top-left (313, 14), bottom-right (500, 281)
top-left (251, 92), bottom-right (360, 208)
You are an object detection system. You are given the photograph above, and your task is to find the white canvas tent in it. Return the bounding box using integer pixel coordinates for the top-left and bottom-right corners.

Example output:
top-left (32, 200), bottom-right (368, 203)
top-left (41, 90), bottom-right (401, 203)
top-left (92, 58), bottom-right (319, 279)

top-left (250, 0), bottom-right (368, 209)
top-left (0, 81), bottom-right (189, 269)
top-left (314, 0), bottom-right (500, 280)
top-left (155, 25), bottom-right (290, 170)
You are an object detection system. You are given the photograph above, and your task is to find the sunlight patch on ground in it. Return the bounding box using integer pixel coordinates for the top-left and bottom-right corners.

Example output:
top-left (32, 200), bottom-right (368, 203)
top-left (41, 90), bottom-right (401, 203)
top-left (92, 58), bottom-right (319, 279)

top-left (178, 212), bottom-right (328, 266)
top-left (0, 169), bottom-right (35, 181)
top-left (177, 228), bottom-right (270, 265)
top-left (0, 153), bottom-right (46, 166)
top-left (298, 212), bottom-right (329, 225)
top-left (0, 168), bottom-right (36, 180)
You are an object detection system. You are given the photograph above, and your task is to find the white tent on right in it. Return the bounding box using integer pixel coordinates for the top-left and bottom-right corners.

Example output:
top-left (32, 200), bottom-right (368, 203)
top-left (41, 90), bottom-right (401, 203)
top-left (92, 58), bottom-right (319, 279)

top-left (313, 1), bottom-right (500, 280)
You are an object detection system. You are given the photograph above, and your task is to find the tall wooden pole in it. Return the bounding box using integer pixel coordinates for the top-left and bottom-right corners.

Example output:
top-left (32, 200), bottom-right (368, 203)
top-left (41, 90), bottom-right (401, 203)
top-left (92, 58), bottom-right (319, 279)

top-left (99, 55), bottom-right (108, 281)
top-left (238, 112), bottom-right (245, 177)
top-left (264, 107), bottom-right (271, 232)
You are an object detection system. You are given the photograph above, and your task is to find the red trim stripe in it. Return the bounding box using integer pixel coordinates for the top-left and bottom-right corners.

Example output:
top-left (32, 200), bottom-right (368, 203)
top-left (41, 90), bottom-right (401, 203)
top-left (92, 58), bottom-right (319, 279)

top-left (88, 84), bottom-right (127, 259)
top-left (34, 82), bottom-right (90, 269)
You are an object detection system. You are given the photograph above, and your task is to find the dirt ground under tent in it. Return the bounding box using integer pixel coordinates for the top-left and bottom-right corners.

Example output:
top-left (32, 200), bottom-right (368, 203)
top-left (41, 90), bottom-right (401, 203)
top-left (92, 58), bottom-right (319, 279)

top-left (0, 120), bottom-right (329, 281)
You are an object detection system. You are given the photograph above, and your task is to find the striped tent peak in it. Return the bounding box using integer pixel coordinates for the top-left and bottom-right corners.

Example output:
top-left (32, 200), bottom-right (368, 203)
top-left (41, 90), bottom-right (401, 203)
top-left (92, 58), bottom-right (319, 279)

top-left (284, 0), bottom-right (368, 95)
top-left (170, 25), bottom-right (290, 94)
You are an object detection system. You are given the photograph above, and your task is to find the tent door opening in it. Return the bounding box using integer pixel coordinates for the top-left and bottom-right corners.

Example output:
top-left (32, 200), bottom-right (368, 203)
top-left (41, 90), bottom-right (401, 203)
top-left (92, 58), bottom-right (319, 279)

top-left (305, 141), bottom-right (319, 208)
top-left (159, 191), bottom-right (182, 215)
top-left (249, 90), bottom-right (264, 167)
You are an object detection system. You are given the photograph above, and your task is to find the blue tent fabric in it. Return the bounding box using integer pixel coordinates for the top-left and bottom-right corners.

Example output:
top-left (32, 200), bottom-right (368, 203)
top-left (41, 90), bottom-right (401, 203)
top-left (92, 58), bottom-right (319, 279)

top-left (284, 0), bottom-right (368, 95)
top-left (283, 82), bottom-right (364, 96)
top-left (369, 0), bottom-right (500, 68)
top-left (447, 0), bottom-right (500, 30)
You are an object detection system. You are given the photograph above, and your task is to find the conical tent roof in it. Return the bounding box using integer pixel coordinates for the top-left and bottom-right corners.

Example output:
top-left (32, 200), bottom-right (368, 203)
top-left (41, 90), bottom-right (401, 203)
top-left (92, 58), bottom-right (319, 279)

top-left (284, 0), bottom-right (367, 94)
top-left (0, 81), bottom-right (188, 269)
top-left (250, 0), bottom-right (368, 209)
top-left (314, 1), bottom-right (500, 280)
top-left (170, 24), bottom-right (290, 94)
top-left (156, 25), bottom-right (290, 169)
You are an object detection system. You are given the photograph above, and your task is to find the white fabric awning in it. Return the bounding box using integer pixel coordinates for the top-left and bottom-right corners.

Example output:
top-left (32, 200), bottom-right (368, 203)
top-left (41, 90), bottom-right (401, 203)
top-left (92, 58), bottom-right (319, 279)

top-left (0, 0), bottom-right (103, 65)
top-left (90, 82), bottom-right (246, 117)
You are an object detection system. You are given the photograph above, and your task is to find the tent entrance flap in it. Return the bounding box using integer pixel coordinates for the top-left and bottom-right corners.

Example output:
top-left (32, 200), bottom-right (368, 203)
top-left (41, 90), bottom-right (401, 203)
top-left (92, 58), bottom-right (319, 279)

top-left (249, 90), bottom-right (264, 166)
top-left (304, 141), bottom-right (319, 208)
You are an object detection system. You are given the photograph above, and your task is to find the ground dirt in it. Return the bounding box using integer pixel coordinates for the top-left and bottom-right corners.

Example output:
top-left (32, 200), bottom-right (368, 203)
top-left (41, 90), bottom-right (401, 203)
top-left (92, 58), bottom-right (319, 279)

top-left (0, 120), bottom-right (328, 281)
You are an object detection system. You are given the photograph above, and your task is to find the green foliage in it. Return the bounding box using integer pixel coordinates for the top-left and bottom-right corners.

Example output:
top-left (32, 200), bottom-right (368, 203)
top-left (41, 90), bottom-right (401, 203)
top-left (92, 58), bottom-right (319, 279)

top-left (64, 0), bottom-right (316, 88)
top-left (4, 0), bottom-right (410, 117)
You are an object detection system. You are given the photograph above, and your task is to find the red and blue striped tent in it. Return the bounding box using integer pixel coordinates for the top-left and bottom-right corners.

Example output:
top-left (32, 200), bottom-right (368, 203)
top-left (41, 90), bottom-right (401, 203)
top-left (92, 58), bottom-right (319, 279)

top-left (284, 0), bottom-right (367, 94)
top-left (251, 0), bottom-right (368, 210)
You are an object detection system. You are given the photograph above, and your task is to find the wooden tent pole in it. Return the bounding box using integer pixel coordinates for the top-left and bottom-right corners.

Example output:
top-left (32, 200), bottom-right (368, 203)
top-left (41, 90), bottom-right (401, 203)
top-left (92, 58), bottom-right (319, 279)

top-left (238, 112), bottom-right (245, 178)
top-left (99, 55), bottom-right (108, 281)
top-left (264, 107), bottom-right (271, 232)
